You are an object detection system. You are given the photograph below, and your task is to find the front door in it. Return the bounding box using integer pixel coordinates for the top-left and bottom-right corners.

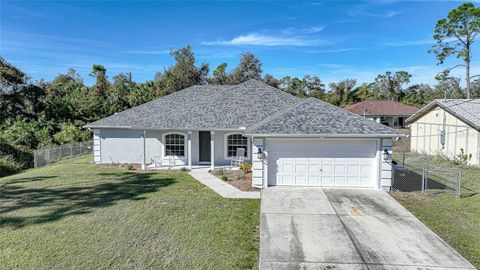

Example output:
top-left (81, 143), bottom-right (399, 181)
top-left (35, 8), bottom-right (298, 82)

top-left (199, 131), bottom-right (211, 163)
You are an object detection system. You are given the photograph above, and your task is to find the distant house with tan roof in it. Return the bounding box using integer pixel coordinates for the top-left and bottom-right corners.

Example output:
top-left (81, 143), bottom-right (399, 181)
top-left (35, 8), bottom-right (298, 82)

top-left (345, 100), bottom-right (419, 128)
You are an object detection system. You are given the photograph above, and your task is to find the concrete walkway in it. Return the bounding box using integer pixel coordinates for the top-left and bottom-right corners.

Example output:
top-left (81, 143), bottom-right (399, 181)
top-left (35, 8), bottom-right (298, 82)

top-left (260, 187), bottom-right (475, 270)
top-left (189, 168), bottom-right (260, 199)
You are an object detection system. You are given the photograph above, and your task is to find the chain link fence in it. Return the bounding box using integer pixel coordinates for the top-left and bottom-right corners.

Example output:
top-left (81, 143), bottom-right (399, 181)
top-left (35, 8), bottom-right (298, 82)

top-left (33, 141), bottom-right (92, 168)
top-left (392, 165), bottom-right (461, 196)
top-left (391, 151), bottom-right (463, 197)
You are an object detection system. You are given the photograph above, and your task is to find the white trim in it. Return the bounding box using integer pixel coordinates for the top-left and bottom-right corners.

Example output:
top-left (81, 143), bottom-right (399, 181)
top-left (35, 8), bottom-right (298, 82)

top-left (162, 132), bottom-right (187, 158)
top-left (244, 133), bottom-right (405, 138)
top-left (210, 131), bottom-right (215, 170)
top-left (85, 126), bottom-right (248, 132)
top-left (187, 131), bottom-right (192, 169)
top-left (224, 132), bottom-right (251, 160)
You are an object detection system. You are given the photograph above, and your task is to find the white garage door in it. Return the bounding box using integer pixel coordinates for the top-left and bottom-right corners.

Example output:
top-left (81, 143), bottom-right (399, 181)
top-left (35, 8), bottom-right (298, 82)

top-left (268, 139), bottom-right (378, 188)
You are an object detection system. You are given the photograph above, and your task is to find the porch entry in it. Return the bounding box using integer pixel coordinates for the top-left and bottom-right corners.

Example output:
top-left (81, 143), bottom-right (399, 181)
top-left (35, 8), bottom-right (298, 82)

top-left (199, 131), bottom-right (211, 163)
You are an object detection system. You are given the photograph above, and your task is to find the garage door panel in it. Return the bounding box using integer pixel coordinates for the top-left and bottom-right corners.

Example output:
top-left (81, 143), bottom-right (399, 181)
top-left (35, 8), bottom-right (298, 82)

top-left (268, 139), bottom-right (377, 188)
top-left (308, 176), bottom-right (320, 185)
top-left (308, 165), bottom-right (320, 173)
top-left (347, 176), bottom-right (361, 185)
top-left (334, 165), bottom-right (346, 173)
top-left (347, 166), bottom-right (359, 174)
top-left (321, 176), bottom-right (334, 185)
top-left (334, 176), bottom-right (347, 185)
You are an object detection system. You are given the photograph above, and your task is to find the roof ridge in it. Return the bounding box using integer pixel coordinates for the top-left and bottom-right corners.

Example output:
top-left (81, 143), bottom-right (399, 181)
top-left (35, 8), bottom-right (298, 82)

top-left (245, 98), bottom-right (310, 132)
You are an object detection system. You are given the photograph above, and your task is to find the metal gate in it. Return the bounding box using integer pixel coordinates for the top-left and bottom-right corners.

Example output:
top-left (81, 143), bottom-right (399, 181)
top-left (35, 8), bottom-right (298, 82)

top-left (392, 165), bottom-right (461, 197)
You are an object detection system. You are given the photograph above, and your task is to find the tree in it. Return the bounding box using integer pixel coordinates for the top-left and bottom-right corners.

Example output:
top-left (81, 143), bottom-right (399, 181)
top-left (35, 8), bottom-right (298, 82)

top-left (472, 78), bottom-right (480, 98)
top-left (161, 46), bottom-right (209, 94)
top-left (0, 57), bottom-right (28, 93)
top-left (279, 76), bottom-right (304, 96)
top-left (210, 63), bottom-right (228, 85)
top-left (430, 2), bottom-right (480, 98)
top-left (108, 72), bottom-right (135, 113)
top-left (89, 64), bottom-right (109, 97)
top-left (401, 84), bottom-right (436, 106)
top-left (263, 74), bottom-right (280, 88)
top-left (328, 79), bottom-right (357, 105)
top-left (374, 71), bottom-right (411, 101)
top-left (228, 53), bottom-right (262, 84)
top-left (303, 75), bottom-right (325, 99)
top-left (434, 74), bottom-right (466, 99)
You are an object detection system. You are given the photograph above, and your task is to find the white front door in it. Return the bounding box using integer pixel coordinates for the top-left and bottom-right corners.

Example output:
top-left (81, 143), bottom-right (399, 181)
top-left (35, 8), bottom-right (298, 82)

top-left (268, 139), bottom-right (378, 188)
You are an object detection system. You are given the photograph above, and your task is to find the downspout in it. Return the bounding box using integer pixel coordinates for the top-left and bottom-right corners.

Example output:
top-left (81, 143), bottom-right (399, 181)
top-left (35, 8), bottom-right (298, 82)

top-left (142, 130), bottom-right (146, 171)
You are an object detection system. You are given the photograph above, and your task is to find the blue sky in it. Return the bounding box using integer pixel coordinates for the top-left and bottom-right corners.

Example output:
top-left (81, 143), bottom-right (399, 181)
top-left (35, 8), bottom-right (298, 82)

top-left (1, 1), bottom-right (478, 86)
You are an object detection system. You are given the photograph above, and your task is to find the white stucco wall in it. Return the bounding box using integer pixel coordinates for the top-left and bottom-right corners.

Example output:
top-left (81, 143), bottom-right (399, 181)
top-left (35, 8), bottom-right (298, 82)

top-left (410, 107), bottom-right (480, 166)
top-left (95, 129), bottom-right (251, 166)
top-left (380, 138), bottom-right (393, 191)
top-left (99, 129), bottom-right (145, 164)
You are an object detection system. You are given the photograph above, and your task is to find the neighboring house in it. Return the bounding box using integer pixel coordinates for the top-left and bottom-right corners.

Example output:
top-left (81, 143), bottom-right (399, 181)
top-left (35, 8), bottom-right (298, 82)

top-left (406, 99), bottom-right (480, 166)
top-left (345, 100), bottom-right (419, 128)
top-left (85, 80), bottom-right (403, 190)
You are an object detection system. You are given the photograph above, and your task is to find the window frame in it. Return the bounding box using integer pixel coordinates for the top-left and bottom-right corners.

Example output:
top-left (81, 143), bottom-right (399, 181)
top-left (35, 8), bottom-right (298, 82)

top-left (162, 132), bottom-right (187, 158)
top-left (224, 133), bottom-right (250, 160)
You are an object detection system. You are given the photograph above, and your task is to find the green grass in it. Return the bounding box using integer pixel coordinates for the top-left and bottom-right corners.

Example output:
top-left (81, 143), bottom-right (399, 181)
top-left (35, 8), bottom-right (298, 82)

top-left (391, 145), bottom-right (480, 268)
top-left (0, 155), bottom-right (260, 269)
top-left (392, 193), bottom-right (480, 269)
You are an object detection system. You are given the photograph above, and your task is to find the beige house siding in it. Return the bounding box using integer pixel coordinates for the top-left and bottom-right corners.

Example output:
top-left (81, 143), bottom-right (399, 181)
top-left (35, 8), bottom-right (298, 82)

top-left (410, 107), bottom-right (480, 166)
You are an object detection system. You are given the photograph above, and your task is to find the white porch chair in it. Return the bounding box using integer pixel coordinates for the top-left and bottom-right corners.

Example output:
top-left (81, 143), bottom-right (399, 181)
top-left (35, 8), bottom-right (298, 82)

top-left (230, 148), bottom-right (245, 168)
top-left (166, 155), bottom-right (177, 169)
top-left (153, 156), bottom-right (162, 168)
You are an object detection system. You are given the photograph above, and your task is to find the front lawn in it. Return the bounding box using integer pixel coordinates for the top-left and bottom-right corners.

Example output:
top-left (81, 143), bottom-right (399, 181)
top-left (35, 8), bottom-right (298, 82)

top-left (0, 155), bottom-right (260, 269)
top-left (391, 148), bottom-right (480, 268)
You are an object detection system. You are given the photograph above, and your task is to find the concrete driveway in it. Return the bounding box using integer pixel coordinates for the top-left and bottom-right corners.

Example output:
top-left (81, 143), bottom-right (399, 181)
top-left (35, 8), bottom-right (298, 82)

top-left (260, 187), bottom-right (475, 270)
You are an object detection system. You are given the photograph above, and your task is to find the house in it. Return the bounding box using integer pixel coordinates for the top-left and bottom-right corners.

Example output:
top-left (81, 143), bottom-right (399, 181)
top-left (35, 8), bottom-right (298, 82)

top-left (85, 80), bottom-right (403, 190)
top-left (406, 99), bottom-right (480, 166)
top-left (345, 100), bottom-right (419, 128)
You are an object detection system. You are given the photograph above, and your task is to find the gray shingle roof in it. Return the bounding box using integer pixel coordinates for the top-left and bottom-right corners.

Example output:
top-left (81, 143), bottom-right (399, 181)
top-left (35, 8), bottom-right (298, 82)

top-left (85, 79), bottom-right (402, 137)
top-left (245, 98), bottom-right (403, 136)
top-left (406, 99), bottom-right (480, 131)
top-left (85, 80), bottom-right (299, 130)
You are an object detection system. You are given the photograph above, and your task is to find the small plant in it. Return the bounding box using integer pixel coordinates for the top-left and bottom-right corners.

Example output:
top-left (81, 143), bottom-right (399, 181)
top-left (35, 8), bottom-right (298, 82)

top-left (240, 163), bottom-right (252, 173)
top-left (179, 167), bottom-right (189, 172)
top-left (216, 168), bottom-right (226, 176)
top-left (454, 148), bottom-right (472, 166)
top-left (127, 164), bottom-right (134, 171)
top-left (236, 172), bottom-right (243, 181)
top-left (221, 175), bottom-right (228, 181)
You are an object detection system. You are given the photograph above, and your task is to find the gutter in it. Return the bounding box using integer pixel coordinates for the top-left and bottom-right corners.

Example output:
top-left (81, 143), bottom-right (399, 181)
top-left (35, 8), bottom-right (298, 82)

top-left (244, 133), bottom-right (406, 138)
top-left (83, 126), bottom-right (249, 132)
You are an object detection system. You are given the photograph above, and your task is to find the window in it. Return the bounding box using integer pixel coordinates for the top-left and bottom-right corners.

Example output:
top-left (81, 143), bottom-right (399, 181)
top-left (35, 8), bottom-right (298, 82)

top-left (226, 134), bottom-right (248, 157)
top-left (164, 133), bottom-right (185, 157)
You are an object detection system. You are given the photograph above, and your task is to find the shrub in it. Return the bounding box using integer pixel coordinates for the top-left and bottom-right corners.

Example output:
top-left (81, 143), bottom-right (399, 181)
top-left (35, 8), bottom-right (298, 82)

top-left (53, 124), bottom-right (83, 144)
top-left (0, 139), bottom-right (33, 169)
top-left (454, 148), bottom-right (472, 166)
top-left (0, 155), bottom-right (21, 177)
top-left (179, 167), bottom-right (189, 172)
top-left (221, 175), bottom-right (228, 181)
top-left (216, 168), bottom-right (226, 175)
top-left (240, 162), bottom-right (252, 173)
top-left (127, 164), bottom-right (134, 171)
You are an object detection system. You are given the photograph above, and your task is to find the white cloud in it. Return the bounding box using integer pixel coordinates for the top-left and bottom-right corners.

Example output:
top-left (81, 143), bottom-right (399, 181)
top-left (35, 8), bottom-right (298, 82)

top-left (124, 49), bottom-right (170, 55)
top-left (348, 5), bottom-right (400, 18)
top-left (202, 33), bottom-right (322, 47)
top-left (280, 26), bottom-right (324, 35)
top-left (382, 39), bottom-right (434, 47)
top-left (304, 48), bottom-right (360, 54)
